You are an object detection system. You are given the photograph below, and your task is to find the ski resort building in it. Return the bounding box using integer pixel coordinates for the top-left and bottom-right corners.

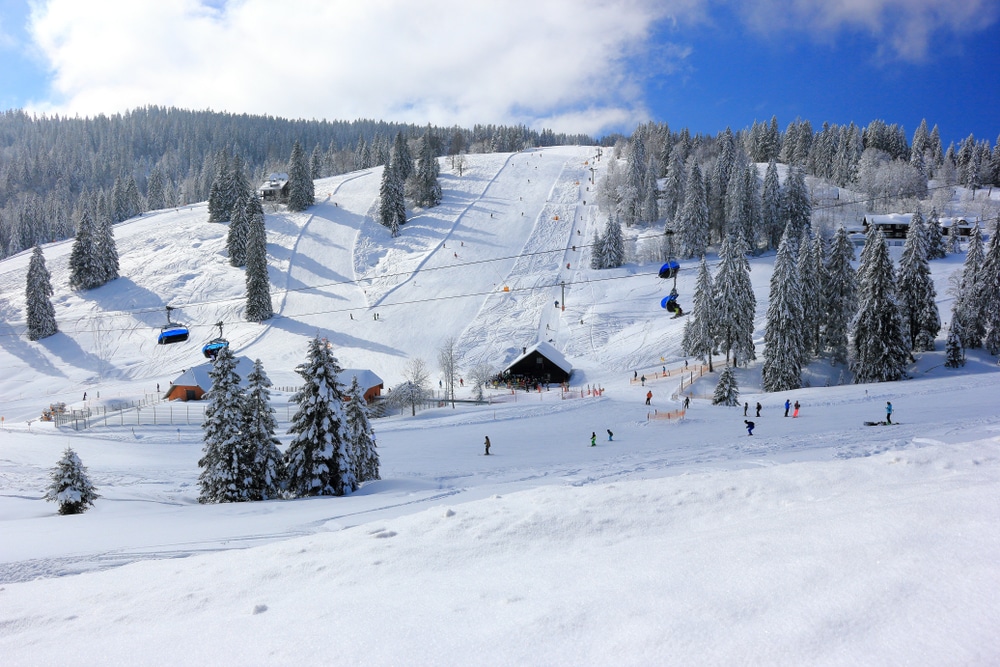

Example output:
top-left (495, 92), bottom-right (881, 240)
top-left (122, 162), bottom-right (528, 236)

top-left (341, 369), bottom-right (385, 403)
top-left (258, 173), bottom-right (290, 201)
top-left (500, 341), bottom-right (573, 386)
top-left (863, 214), bottom-right (980, 240)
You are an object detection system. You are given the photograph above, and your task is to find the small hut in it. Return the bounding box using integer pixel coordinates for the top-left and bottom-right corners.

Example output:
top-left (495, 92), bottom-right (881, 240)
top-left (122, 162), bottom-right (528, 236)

top-left (164, 356), bottom-right (256, 401)
top-left (501, 341), bottom-right (572, 386)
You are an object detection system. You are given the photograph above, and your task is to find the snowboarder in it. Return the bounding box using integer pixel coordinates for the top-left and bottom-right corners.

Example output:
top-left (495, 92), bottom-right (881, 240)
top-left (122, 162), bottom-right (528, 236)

top-left (755, 402), bottom-right (762, 417)
top-left (784, 398), bottom-right (791, 417)
top-left (634, 370), bottom-right (637, 379)
top-left (484, 436), bottom-right (491, 455)
top-left (590, 432), bottom-right (597, 447)
top-left (886, 402), bottom-right (893, 424)
top-left (607, 429), bottom-right (613, 441)
top-left (645, 390), bottom-right (652, 406)
top-left (793, 400), bottom-right (800, 418)
top-left (744, 420), bottom-right (755, 436)
top-left (744, 402), bottom-right (749, 416)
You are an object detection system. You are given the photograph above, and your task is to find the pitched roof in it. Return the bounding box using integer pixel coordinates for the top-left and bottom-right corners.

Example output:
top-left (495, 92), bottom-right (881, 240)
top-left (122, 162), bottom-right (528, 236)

top-left (339, 369), bottom-right (384, 392)
top-left (503, 341), bottom-right (572, 375)
top-left (170, 356), bottom-right (257, 390)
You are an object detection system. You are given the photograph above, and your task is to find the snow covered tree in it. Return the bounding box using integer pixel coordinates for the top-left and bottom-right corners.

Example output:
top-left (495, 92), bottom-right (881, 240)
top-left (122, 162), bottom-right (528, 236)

top-left (285, 337), bottom-right (355, 497)
top-left (897, 212), bottom-right (940, 351)
top-left (782, 165), bottom-right (811, 237)
top-left (944, 316), bottom-right (965, 368)
top-left (713, 233), bottom-right (757, 366)
top-left (850, 227), bottom-right (909, 383)
top-left (378, 156), bottom-right (406, 237)
top-left (68, 208), bottom-right (100, 290)
top-left (761, 160), bottom-right (783, 251)
top-left (798, 230), bottom-right (825, 359)
top-left (286, 141), bottom-right (315, 212)
top-left (25, 245), bottom-right (58, 341)
top-left (640, 160), bottom-right (660, 224)
top-left (712, 364), bottom-right (740, 406)
top-left (344, 376), bottom-right (380, 483)
top-left (392, 131), bottom-right (414, 183)
top-left (227, 190), bottom-right (251, 267)
top-left (823, 226), bottom-right (857, 364)
top-left (676, 159), bottom-right (708, 259)
top-left (198, 346), bottom-right (252, 503)
top-left (243, 359), bottom-right (285, 500)
top-left (725, 160), bottom-right (762, 253)
top-left (762, 228), bottom-right (804, 392)
top-left (982, 218), bottom-right (1000, 355)
top-left (311, 144), bottom-right (324, 181)
top-left (146, 166), bottom-right (167, 211)
top-left (207, 151), bottom-right (234, 222)
top-left (244, 193), bottom-right (273, 322)
top-left (588, 229), bottom-right (606, 269)
top-left (925, 208), bottom-right (946, 259)
top-left (600, 216), bottom-right (626, 268)
top-left (45, 447), bottom-right (99, 515)
top-left (953, 224), bottom-right (987, 349)
top-left (467, 362), bottom-right (495, 402)
top-left (94, 203), bottom-right (120, 286)
top-left (390, 358), bottom-right (430, 416)
top-left (661, 151), bottom-right (686, 223)
top-left (682, 256), bottom-right (716, 371)
top-left (412, 132), bottom-right (442, 208)
top-left (438, 336), bottom-right (460, 407)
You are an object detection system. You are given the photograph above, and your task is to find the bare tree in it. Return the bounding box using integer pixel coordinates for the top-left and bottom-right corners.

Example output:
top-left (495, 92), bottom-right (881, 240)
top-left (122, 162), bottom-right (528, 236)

top-left (389, 358), bottom-right (430, 416)
top-left (438, 337), bottom-right (460, 408)
top-left (467, 363), bottom-right (495, 402)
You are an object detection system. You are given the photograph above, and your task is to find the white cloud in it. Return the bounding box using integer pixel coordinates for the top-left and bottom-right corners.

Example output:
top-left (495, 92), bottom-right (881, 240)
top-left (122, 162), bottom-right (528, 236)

top-left (24, 0), bottom-right (703, 135)
top-left (730, 0), bottom-right (999, 61)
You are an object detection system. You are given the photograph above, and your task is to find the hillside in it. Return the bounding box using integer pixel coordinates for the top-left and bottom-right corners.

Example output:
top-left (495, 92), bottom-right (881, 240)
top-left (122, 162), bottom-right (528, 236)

top-left (0, 148), bottom-right (998, 665)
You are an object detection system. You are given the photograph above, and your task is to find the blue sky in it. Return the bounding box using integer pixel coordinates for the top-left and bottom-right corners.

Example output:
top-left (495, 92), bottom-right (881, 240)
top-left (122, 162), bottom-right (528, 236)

top-left (0, 0), bottom-right (997, 146)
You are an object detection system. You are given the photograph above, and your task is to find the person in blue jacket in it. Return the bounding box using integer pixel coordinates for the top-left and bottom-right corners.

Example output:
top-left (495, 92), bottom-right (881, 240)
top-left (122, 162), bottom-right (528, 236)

top-left (886, 401), bottom-right (893, 424)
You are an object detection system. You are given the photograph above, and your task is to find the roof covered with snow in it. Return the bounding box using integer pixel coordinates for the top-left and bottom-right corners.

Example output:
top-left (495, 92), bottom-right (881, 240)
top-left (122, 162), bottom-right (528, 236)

top-left (504, 341), bottom-right (572, 376)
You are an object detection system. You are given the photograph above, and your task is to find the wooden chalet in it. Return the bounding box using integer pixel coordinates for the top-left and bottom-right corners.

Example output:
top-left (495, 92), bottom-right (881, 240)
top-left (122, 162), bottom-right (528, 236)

top-left (500, 341), bottom-right (573, 386)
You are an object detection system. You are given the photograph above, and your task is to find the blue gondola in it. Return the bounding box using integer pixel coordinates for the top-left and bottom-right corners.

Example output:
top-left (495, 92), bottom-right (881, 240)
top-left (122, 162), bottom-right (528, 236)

top-left (202, 338), bottom-right (229, 359)
top-left (660, 294), bottom-right (677, 309)
top-left (158, 325), bottom-right (189, 345)
top-left (658, 260), bottom-right (680, 280)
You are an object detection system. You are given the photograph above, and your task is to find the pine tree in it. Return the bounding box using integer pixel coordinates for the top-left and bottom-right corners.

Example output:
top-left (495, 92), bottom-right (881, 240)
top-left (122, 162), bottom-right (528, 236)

top-left (897, 212), bottom-right (939, 351)
top-left (285, 337), bottom-right (356, 497)
top-left (227, 190), bottom-right (250, 267)
top-left (681, 256), bottom-right (716, 371)
top-left (798, 231), bottom-right (825, 358)
top-left (953, 224), bottom-right (986, 349)
top-left (762, 228), bottom-right (803, 392)
top-left (925, 208), bottom-right (946, 259)
top-left (243, 359), bottom-right (285, 500)
top-left (640, 160), bottom-right (660, 224)
top-left (761, 160), bottom-right (783, 250)
top-left (850, 227), bottom-right (909, 383)
top-left (198, 346), bottom-right (252, 503)
top-left (589, 229), bottom-right (605, 269)
top-left (378, 157), bottom-right (406, 237)
top-left (286, 141), bottom-right (315, 212)
top-left (68, 208), bottom-right (100, 290)
top-left (676, 159), bottom-right (708, 259)
top-left (944, 316), bottom-right (965, 368)
top-left (823, 226), bottom-right (857, 364)
top-left (26, 245), bottom-right (58, 341)
top-left (782, 165), bottom-right (811, 237)
top-left (713, 234), bottom-right (757, 366)
top-left (601, 216), bottom-right (626, 268)
top-left (412, 132), bottom-right (442, 208)
top-left (344, 376), bottom-right (380, 483)
top-left (662, 151), bottom-right (686, 223)
top-left (45, 447), bottom-right (99, 515)
top-left (94, 199), bottom-right (120, 286)
top-left (712, 364), bottom-right (740, 406)
top-left (146, 166), bottom-right (166, 211)
top-left (207, 151), bottom-right (233, 222)
top-left (981, 218), bottom-right (1000, 355)
top-left (244, 193), bottom-right (273, 322)
top-left (392, 132), bottom-right (414, 183)
top-left (311, 144), bottom-right (324, 181)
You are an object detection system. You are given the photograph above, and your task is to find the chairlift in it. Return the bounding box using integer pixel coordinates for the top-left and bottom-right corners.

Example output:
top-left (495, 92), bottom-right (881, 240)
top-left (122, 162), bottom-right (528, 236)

top-left (202, 322), bottom-right (229, 359)
top-left (157, 306), bottom-right (189, 345)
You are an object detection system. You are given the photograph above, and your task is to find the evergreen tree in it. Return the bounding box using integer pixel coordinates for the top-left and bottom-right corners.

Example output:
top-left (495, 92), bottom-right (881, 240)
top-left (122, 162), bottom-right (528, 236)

top-left (243, 359), bottom-right (285, 500)
top-left (981, 218), bottom-right (1000, 355)
top-left (412, 132), bottom-right (442, 208)
top-left (782, 165), bottom-right (811, 237)
top-left (198, 346), bottom-right (252, 503)
top-left (762, 228), bottom-right (804, 392)
top-left (244, 193), bottom-right (273, 322)
top-left (676, 159), bottom-right (708, 259)
top-left (94, 200), bottom-right (120, 286)
top-left (661, 151), bottom-right (686, 223)
top-left (681, 256), bottom-right (716, 371)
top-left (25, 245), bottom-right (58, 341)
top-left (286, 141), bottom-right (315, 212)
top-left (798, 230), bottom-right (825, 358)
top-left (953, 224), bottom-right (986, 349)
top-left (207, 151), bottom-right (233, 222)
top-left (944, 317), bottom-right (965, 368)
top-left (713, 234), bottom-right (757, 366)
top-left (378, 157), bottom-right (406, 237)
top-left (761, 160), bottom-right (783, 250)
top-left (925, 208), bottom-right (946, 259)
top-left (712, 364), bottom-right (740, 406)
top-left (45, 447), bottom-right (99, 515)
top-left (392, 131), bottom-right (414, 183)
top-left (344, 376), bottom-right (380, 483)
top-left (897, 211), bottom-right (939, 351)
top-left (146, 166), bottom-right (166, 211)
top-left (68, 208), bottom-right (100, 290)
top-left (311, 144), bottom-right (324, 181)
top-left (850, 227), bottom-right (909, 383)
top-left (589, 229), bottom-right (605, 269)
top-left (227, 190), bottom-right (251, 267)
top-left (823, 226), bottom-right (857, 364)
top-left (285, 337), bottom-right (356, 497)
top-left (601, 216), bottom-right (626, 268)
top-left (640, 160), bottom-right (660, 224)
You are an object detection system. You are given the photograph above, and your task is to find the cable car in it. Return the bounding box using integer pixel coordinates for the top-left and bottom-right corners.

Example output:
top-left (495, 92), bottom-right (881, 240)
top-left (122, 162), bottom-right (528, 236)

top-left (202, 322), bottom-right (229, 359)
top-left (658, 260), bottom-right (680, 280)
top-left (157, 306), bottom-right (189, 345)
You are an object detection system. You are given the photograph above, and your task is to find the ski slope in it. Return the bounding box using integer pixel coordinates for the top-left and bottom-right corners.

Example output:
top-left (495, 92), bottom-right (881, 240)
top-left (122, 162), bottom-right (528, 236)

top-left (0, 148), bottom-right (998, 665)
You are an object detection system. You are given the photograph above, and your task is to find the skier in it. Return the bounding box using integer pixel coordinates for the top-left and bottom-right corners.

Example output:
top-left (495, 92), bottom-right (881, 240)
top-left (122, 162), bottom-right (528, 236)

top-left (83, 392), bottom-right (87, 401)
top-left (590, 432), bottom-right (597, 447)
top-left (744, 420), bottom-right (755, 436)
top-left (793, 400), bottom-right (800, 418)
top-left (744, 402), bottom-right (749, 416)
top-left (784, 398), bottom-right (791, 417)
top-left (484, 436), bottom-right (491, 456)
top-left (683, 395), bottom-right (690, 409)
top-left (645, 390), bottom-right (652, 406)
top-left (641, 375), bottom-right (646, 386)
top-left (886, 401), bottom-right (893, 424)
top-left (607, 429), bottom-right (613, 442)
top-left (755, 402), bottom-right (762, 417)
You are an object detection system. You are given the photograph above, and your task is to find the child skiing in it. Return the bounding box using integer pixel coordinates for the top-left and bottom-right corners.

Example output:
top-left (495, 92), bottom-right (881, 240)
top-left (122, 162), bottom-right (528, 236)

top-left (607, 429), bottom-right (613, 442)
top-left (793, 400), bottom-right (800, 418)
top-left (590, 432), bottom-right (597, 447)
top-left (744, 420), bottom-right (755, 436)
top-left (645, 390), bottom-right (652, 406)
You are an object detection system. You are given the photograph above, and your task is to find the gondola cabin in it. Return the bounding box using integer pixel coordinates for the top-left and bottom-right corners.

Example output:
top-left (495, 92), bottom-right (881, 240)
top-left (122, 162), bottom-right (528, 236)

top-left (658, 261), bottom-right (680, 280)
top-left (202, 339), bottom-right (229, 359)
top-left (158, 325), bottom-right (189, 345)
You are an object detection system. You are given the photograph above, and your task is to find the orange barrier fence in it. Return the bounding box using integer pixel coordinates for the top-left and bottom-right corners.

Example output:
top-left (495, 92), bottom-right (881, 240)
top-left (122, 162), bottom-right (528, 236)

top-left (647, 408), bottom-right (686, 421)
